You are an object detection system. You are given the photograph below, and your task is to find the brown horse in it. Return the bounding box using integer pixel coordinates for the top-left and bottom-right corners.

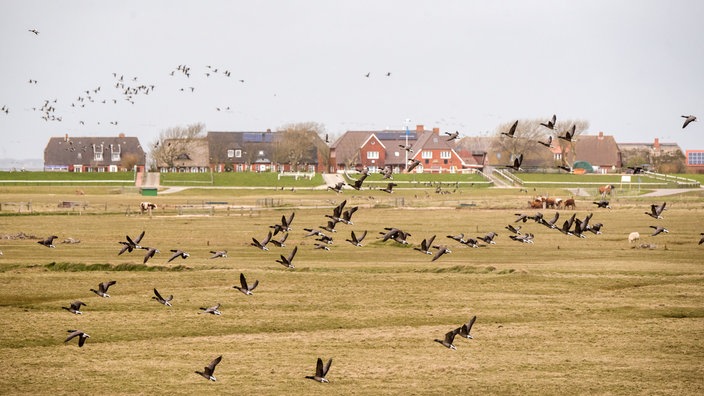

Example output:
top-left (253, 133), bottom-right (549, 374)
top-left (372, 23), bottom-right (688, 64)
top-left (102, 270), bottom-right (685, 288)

top-left (598, 184), bottom-right (615, 198)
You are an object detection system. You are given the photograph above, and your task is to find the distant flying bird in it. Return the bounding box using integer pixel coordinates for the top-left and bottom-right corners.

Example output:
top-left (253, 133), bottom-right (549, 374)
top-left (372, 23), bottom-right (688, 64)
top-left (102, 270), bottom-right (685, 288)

top-left (407, 159), bottom-right (421, 173)
top-left (645, 202), bottom-right (666, 219)
top-left (275, 246), bottom-right (297, 269)
top-left (457, 315), bottom-right (477, 339)
top-left (270, 233), bottom-right (289, 248)
top-left (195, 356), bottom-right (222, 381)
top-left (251, 231), bottom-right (273, 251)
top-left (593, 200), bottom-right (611, 209)
top-left (209, 250), bottom-right (227, 259)
top-left (327, 181), bottom-right (344, 193)
top-left (386, 72), bottom-right (391, 77)
top-left (348, 173), bottom-right (368, 190)
top-left (414, 235), bottom-right (436, 254)
top-left (478, 232), bottom-right (498, 245)
top-left (64, 330), bottom-right (90, 347)
top-left (365, 72), bottom-right (370, 77)
top-left (141, 247), bottom-right (160, 263)
top-left (649, 225), bottom-right (669, 236)
top-left (38, 235), bottom-right (59, 248)
top-left (62, 301), bottom-right (86, 315)
top-left (233, 272), bottom-right (258, 295)
top-left (558, 125), bottom-right (576, 142)
top-left (399, 144), bottom-right (413, 153)
top-left (681, 115), bottom-right (697, 129)
top-left (505, 224), bottom-right (521, 234)
top-left (90, 280), bottom-right (116, 298)
top-left (199, 303), bottom-right (222, 315)
top-left (557, 162), bottom-right (572, 173)
top-left (445, 131), bottom-right (460, 141)
top-left (380, 183), bottom-right (397, 193)
top-left (540, 114), bottom-right (556, 130)
top-left (538, 135), bottom-right (553, 148)
top-left (152, 288), bottom-right (173, 306)
top-left (434, 328), bottom-right (460, 350)
top-left (431, 245), bottom-right (452, 262)
top-left (306, 357), bottom-right (333, 383)
top-left (501, 121), bottom-right (518, 138)
top-left (28, 29), bottom-right (39, 35)
top-left (167, 249), bottom-right (189, 263)
top-left (346, 230), bottom-right (367, 247)
top-left (507, 154), bottom-right (523, 171)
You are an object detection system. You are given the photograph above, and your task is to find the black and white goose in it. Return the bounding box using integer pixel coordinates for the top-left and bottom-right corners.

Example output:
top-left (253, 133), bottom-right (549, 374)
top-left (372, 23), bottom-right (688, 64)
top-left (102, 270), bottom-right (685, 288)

top-left (251, 231), bottom-right (273, 251)
top-left (645, 202), bottom-right (666, 219)
top-left (167, 249), bottom-right (189, 263)
top-left (457, 315), bottom-right (477, 339)
top-left (347, 173), bottom-right (368, 190)
top-left (434, 328), bottom-right (460, 350)
top-left (380, 182), bottom-right (397, 193)
top-left (477, 232), bottom-right (498, 245)
top-left (538, 135), bottom-right (553, 148)
top-left (270, 233), bottom-right (289, 248)
top-left (505, 224), bottom-right (521, 234)
top-left (558, 125), bottom-right (576, 142)
top-left (38, 235), bottom-right (59, 248)
top-left (90, 280), bottom-right (116, 297)
top-left (64, 329), bottom-right (90, 347)
top-left (305, 357), bottom-right (332, 383)
top-left (446, 233), bottom-right (466, 244)
top-left (539, 212), bottom-right (560, 229)
top-left (414, 235), bottom-right (436, 254)
top-left (152, 288), bottom-right (173, 306)
top-left (327, 181), bottom-right (344, 193)
top-left (540, 114), bottom-right (556, 130)
top-left (445, 131), bottom-right (460, 141)
top-left (62, 300), bottom-right (86, 314)
top-left (507, 154), bottom-right (523, 171)
top-left (141, 247), bottom-right (160, 263)
top-left (650, 225), bottom-right (669, 236)
top-left (682, 114), bottom-right (697, 129)
top-left (593, 200), bottom-right (611, 209)
top-left (501, 120), bottom-right (518, 138)
top-left (199, 303), bottom-right (222, 315)
top-left (233, 273), bottom-right (258, 295)
top-left (431, 245), bottom-right (452, 261)
top-left (586, 223), bottom-right (603, 235)
top-left (195, 355), bottom-right (222, 381)
top-left (340, 206), bottom-right (359, 225)
top-left (345, 230), bottom-right (367, 247)
top-left (276, 246), bottom-right (297, 269)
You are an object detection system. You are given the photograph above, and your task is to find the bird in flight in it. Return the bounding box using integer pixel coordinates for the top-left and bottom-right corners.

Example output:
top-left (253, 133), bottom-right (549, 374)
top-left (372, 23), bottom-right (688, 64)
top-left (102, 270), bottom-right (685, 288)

top-left (558, 125), bottom-right (576, 142)
top-left (28, 29), bottom-right (39, 35)
top-left (64, 330), bottom-right (90, 347)
top-left (501, 121), bottom-right (518, 138)
top-left (681, 115), bottom-right (697, 129)
top-left (540, 114), bottom-right (556, 130)
top-left (306, 357), bottom-right (333, 383)
top-left (195, 355), bottom-right (222, 381)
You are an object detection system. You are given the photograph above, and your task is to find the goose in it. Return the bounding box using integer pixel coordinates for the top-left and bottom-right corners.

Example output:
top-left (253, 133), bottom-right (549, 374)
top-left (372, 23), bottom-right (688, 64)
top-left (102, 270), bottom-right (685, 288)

top-left (320, 221), bottom-right (338, 233)
top-left (316, 234), bottom-right (334, 245)
top-left (414, 235), bottom-right (436, 254)
top-left (269, 233), bottom-right (288, 248)
top-left (457, 316), bottom-right (477, 339)
top-left (627, 166), bottom-right (644, 174)
top-left (681, 115), bottom-right (697, 129)
top-left (538, 135), bottom-right (553, 148)
top-left (540, 114), bottom-right (556, 130)
top-left (325, 200), bottom-right (347, 222)
top-left (558, 125), bottom-right (576, 142)
top-left (380, 227), bottom-right (411, 244)
top-left (501, 121), bottom-right (518, 138)
top-left (303, 228), bottom-right (326, 238)
top-left (572, 219), bottom-right (587, 238)
top-left (558, 219), bottom-right (574, 236)
top-left (539, 212), bottom-right (560, 229)
top-left (306, 357), bottom-right (332, 383)
top-left (141, 247), bottom-right (160, 263)
top-left (593, 200), bottom-right (611, 209)
top-left (37, 235), bottom-right (59, 248)
top-left (199, 303), bottom-right (222, 315)
top-left (461, 238), bottom-right (480, 248)
top-left (62, 300), bottom-right (86, 314)
top-left (557, 163), bottom-right (572, 173)
top-left (645, 202), bottom-right (666, 219)
top-left (505, 224), bottom-right (522, 234)
top-left (233, 273), bottom-right (258, 295)
top-left (446, 233), bottom-right (466, 244)
top-left (434, 328), bottom-right (460, 350)
top-left (431, 245), bottom-right (452, 261)
top-left (276, 246), bottom-right (297, 269)
top-left (478, 232), bottom-right (498, 245)
top-left (209, 250), bottom-right (227, 259)
top-left (340, 206), bottom-right (359, 225)
top-left (90, 280), bottom-right (116, 297)
top-left (407, 159), bottom-right (421, 173)
top-left (251, 231), bottom-right (273, 251)
top-left (586, 223), bottom-right (603, 234)
top-left (507, 154), bottom-right (523, 171)
top-left (509, 233), bottom-right (534, 243)
top-left (346, 230), bottom-right (367, 247)
top-left (381, 183), bottom-right (397, 193)
top-left (152, 288), bottom-right (173, 306)
top-left (445, 131), bottom-right (460, 141)
top-left (64, 330), bottom-right (90, 347)
top-left (195, 356), bottom-right (222, 381)
top-left (398, 144), bottom-right (413, 153)
top-left (347, 173), bottom-right (368, 190)
top-left (379, 166), bottom-right (393, 179)
top-left (280, 212), bottom-right (295, 231)
top-left (314, 243), bottom-right (331, 250)
top-left (327, 182), bottom-right (344, 193)
top-left (167, 249), bottom-right (189, 263)
top-left (699, 233), bottom-right (704, 245)
top-left (126, 231), bottom-right (145, 249)
top-left (650, 225), bottom-right (669, 236)
top-left (514, 213), bottom-right (533, 223)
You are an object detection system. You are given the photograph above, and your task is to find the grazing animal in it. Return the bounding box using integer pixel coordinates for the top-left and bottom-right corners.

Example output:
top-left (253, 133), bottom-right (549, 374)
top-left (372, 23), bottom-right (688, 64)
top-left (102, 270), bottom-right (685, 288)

top-left (199, 303), bottom-right (222, 315)
top-left (62, 300), bottom-right (87, 314)
top-left (650, 226), bottom-right (669, 236)
top-left (275, 246), bottom-right (297, 269)
top-left (346, 230), bottom-right (367, 247)
top-left (563, 198), bottom-right (576, 210)
top-left (645, 202), bottom-right (666, 219)
top-left (681, 115), bottom-right (697, 129)
top-left (434, 328), bottom-right (460, 350)
top-left (598, 184), bottom-right (615, 198)
top-left (457, 316), bottom-right (477, 339)
top-left (195, 356), bottom-right (222, 381)
top-left (38, 235), bottom-right (59, 248)
top-left (139, 202), bottom-right (157, 214)
top-left (64, 330), bottom-right (90, 347)
top-left (540, 114), bottom-right (557, 130)
top-left (306, 357), bottom-right (332, 383)
top-left (152, 288), bottom-right (173, 306)
top-left (628, 232), bottom-right (640, 244)
top-left (90, 280), bottom-right (116, 298)
top-left (233, 273), bottom-right (258, 295)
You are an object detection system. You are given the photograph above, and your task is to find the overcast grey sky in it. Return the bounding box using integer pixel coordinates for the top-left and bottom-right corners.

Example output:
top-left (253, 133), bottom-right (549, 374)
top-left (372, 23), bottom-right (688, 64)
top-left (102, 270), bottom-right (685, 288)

top-left (1, 0), bottom-right (702, 161)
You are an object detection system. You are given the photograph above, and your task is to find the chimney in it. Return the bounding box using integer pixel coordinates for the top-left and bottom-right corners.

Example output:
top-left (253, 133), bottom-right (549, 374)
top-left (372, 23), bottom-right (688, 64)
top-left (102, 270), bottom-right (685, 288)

top-left (416, 124), bottom-right (424, 132)
top-left (64, 133), bottom-right (69, 142)
top-left (654, 138), bottom-right (660, 150)
top-left (432, 127), bottom-right (440, 135)
top-left (598, 131), bottom-right (604, 140)
top-left (118, 132), bottom-right (125, 138)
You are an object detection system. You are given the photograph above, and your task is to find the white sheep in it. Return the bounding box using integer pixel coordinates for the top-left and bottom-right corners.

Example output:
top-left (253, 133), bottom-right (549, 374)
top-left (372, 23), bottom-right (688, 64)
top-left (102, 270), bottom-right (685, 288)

top-left (628, 232), bottom-right (640, 244)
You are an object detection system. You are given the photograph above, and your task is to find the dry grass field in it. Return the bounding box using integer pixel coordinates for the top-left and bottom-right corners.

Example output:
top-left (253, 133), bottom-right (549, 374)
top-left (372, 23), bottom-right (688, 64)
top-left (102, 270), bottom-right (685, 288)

top-left (0, 186), bottom-right (703, 395)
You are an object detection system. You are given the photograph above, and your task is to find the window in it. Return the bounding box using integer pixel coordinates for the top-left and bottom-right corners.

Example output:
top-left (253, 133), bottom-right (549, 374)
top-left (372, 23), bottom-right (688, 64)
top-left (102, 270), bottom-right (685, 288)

top-left (94, 151), bottom-right (103, 161)
top-left (421, 151), bottom-right (432, 159)
top-left (235, 149), bottom-right (242, 158)
top-left (688, 151), bottom-right (704, 165)
top-left (110, 144), bottom-right (121, 161)
top-left (554, 153), bottom-right (562, 161)
top-left (394, 151), bottom-right (399, 157)
top-left (367, 151), bottom-right (379, 159)
top-left (227, 149), bottom-right (235, 158)
top-left (440, 151), bottom-right (451, 159)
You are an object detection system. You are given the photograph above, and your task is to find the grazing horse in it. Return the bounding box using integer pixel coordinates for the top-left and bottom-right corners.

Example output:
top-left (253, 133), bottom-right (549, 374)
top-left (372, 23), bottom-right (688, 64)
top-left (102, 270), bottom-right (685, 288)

top-left (598, 184), bottom-right (615, 198)
top-left (140, 202), bottom-right (157, 214)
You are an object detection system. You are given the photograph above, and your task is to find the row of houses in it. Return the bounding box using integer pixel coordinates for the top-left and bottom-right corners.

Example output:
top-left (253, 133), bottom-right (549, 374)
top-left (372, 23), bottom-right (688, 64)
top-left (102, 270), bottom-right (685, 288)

top-left (43, 127), bottom-right (702, 174)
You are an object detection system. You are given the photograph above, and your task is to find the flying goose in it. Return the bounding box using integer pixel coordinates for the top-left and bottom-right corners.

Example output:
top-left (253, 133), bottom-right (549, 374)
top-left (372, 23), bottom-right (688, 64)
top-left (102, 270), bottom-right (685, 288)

top-left (306, 357), bottom-right (332, 383)
top-left (271, 233), bottom-right (289, 248)
top-left (593, 200), bottom-right (611, 209)
top-left (572, 219), bottom-right (587, 238)
top-left (699, 233), bottom-right (704, 245)
top-left (445, 131), bottom-right (460, 141)
top-left (506, 154), bottom-right (523, 171)
top-left (90, 280), bottom-right (116, 297)
top-left (414, 235), bottom-right (436, 255)
top-left (501, 121), bottom-right (518, 138)
top-left (270, 212), bottom-right (295, 233)
top-left (510, 233), bottom-right (534, 243)
top-left (398, 144), bottom-right (413, 153)
top-left (682, 115), bottom-right (697, 129)
top-left (199, 303), bottom-right (222, 315)
top-left (407, 159), bottom-right (421, 173)
top-left (557, 162), bottom-right (572, 173)
top-left (304, 228), bottom-right (327, 238)
top-left (558, 219), bottom-right (574, 236)
top-left (505, 224), bottom-right (521, 234)
top-left (540, 114), bottom-right (556, 130)
top-left (446, 233), bottom-right (466, 244)
top-left (539, 212), bottom-right (560, 229)
top-left (434, 328), bottom-right (460, 350)
top-left (320, 221), bottom-right (338, 233)
top-left (233, 273), bottom-right (258, 295)
top-left (251, 231), bottom-right (273, 251)
top-left (347, 173), bottom-right (368, 190)
top-left (461, 237), bottom-right (480, 248)
top-left (478, 232), bottom-right (498, 245)
top-left (586, 222), bottom-right (603, 234)
top-left (514, 213), bottom-right (534, 223)
top-left (650, 225), bottom-right (669, 236)
top-left (538, 135), bottom-right (553, 148)
top-left (346, 230), bottom-right (367, 247)
top-left (62, 300), bottom-right (87, 314)
top-left (558, 125), bottom-right (576, 142)
top-left (141, 247), bottom-right (160, 263)
top-left (381, 182), bottom-right (397, 193)
top-left (195, 355), bottom-right (222, 381)
top-left (276, 246), bottom-right (297, 269)
top-left (314, 242), bottom-right (331, 250)
top-left (380, 227), bottom-right (411, 244)
top-left (167, 249), bottom-right (189, 263)
top-left (118, 231), bottom-right (145, 255)
top-left (37, 235), bottom-right (59, 248)
top-left (325, 200), bottom-right (347, 223)
top-left (209, 250), bottom-right (227, 259)
top-left (152, 288), bottom-right (173, 306)
top-left (379, 166), bottom-right (393, 179)
top-left (64, 330), bottom-right (90, 347)
top-left (645, 202), bottom-right (666, 219)
top-left (431, 245), bottom-right (452, 261)
top-left (457, 316), bottom-right (477, 339)
top-left (327, 181), bottom-right (344, 193)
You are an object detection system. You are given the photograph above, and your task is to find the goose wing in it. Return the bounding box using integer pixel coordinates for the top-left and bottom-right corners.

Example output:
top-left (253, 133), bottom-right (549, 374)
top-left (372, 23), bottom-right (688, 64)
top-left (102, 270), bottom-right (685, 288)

top-left (205, 355), bottom-right (222, 376)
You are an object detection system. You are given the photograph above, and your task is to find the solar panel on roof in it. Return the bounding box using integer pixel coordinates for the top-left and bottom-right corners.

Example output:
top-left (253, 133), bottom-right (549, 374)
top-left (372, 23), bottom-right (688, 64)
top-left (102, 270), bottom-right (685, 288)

top-left (242, 132), bottom-right (274, 143)
top-left (376, 131), bottom-right (416, 140)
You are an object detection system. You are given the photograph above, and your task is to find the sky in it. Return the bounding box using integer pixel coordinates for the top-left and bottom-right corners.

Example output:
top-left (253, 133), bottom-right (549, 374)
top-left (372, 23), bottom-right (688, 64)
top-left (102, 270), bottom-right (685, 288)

top-left (1, 0), bottom-right (702, 163)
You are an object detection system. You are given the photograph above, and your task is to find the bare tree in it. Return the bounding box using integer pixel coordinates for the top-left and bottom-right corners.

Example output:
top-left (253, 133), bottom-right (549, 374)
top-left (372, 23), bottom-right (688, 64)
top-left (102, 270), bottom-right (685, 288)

top-left (149, 123), bottom-right (205, 170)
top-left (275, 122), bottom-right (329, 171)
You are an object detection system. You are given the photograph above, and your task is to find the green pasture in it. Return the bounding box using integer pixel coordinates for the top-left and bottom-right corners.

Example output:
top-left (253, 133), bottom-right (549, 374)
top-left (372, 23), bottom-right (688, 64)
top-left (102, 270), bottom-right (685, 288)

top-left (0, 187), bottom-right (702, 394)
top-left (0, 171), bottom-right (135, 186)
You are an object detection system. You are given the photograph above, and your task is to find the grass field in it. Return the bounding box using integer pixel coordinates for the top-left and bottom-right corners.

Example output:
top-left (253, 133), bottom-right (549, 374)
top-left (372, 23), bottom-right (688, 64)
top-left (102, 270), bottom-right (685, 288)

top-left (0, 186), bottom-right (702, 395)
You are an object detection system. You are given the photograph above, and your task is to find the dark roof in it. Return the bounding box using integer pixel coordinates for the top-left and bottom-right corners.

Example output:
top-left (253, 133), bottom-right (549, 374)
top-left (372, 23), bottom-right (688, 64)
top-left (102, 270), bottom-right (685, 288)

top-left (43, 135), bottom-right (146, 167)
top-left (574, 134), bottom-right (621, 167)
top-left (207, 130), bottom-right (323, 165)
